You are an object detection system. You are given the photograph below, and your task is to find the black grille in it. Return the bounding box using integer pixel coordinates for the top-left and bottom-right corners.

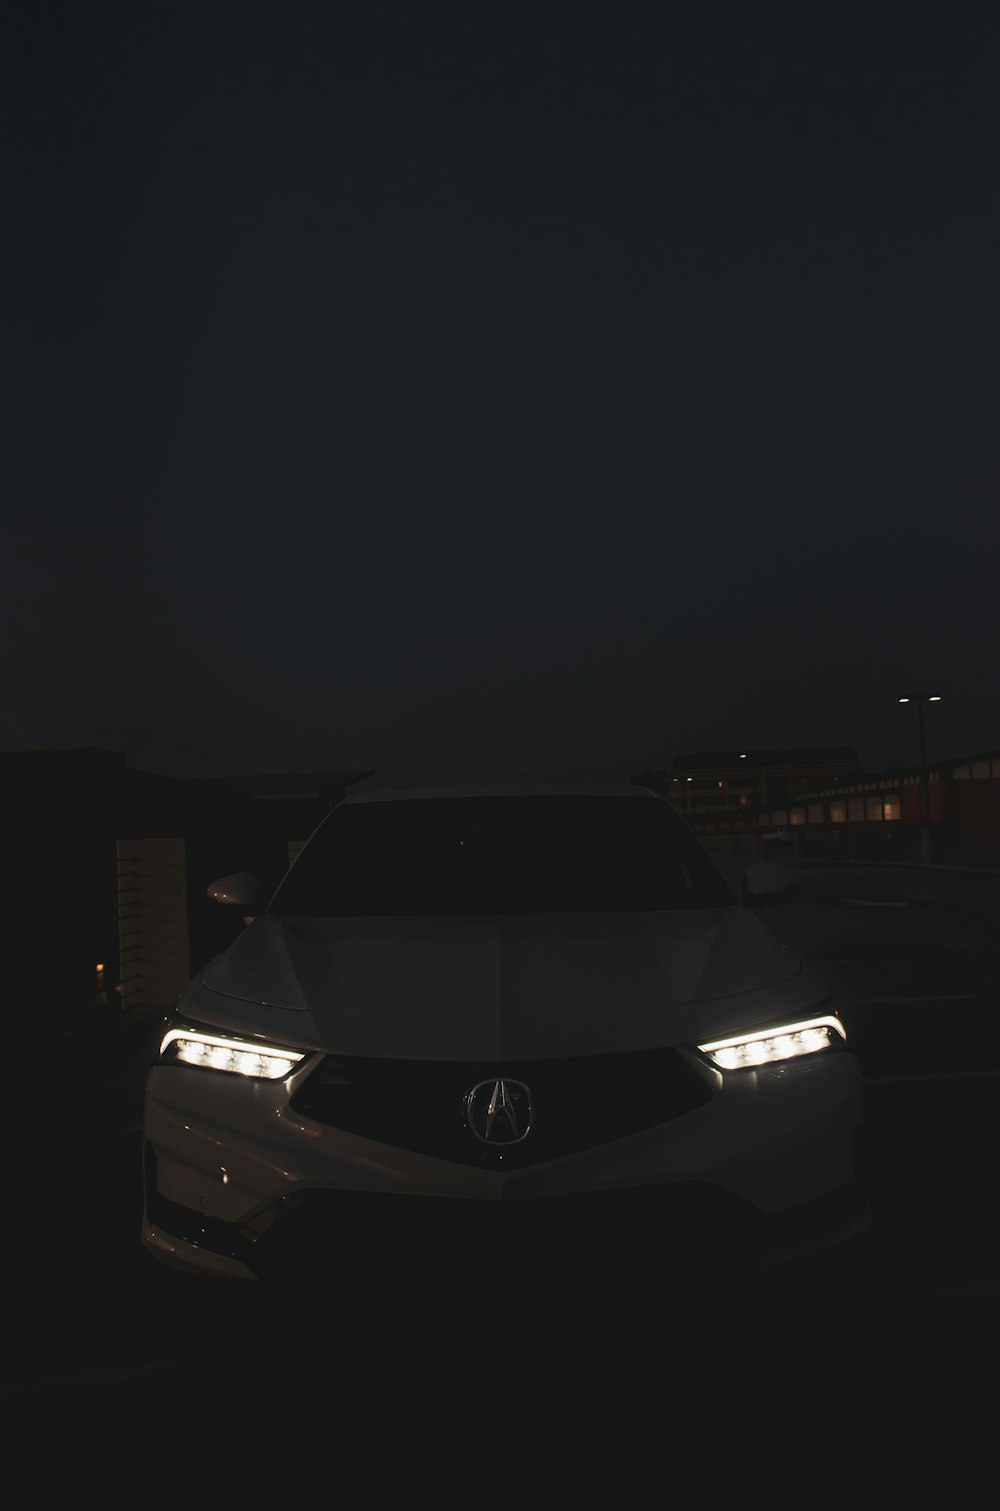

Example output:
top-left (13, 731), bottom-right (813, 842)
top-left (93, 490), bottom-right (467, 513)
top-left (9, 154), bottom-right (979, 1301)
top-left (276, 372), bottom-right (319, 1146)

top-left (288, 1047), bottom-right (712, 1168)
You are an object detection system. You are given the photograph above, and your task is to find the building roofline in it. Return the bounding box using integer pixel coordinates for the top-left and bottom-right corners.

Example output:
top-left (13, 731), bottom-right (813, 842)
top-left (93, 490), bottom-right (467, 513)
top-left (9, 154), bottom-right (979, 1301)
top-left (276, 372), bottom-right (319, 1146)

top-left (346, 783), bottom-right (655, 804)
top-left (671, 747), bottom-right (862, 771)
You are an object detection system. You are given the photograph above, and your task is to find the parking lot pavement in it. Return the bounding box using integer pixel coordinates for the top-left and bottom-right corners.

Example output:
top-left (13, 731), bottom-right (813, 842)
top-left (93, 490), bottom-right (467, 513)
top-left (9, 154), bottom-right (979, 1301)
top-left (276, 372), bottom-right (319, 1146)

top-left (713, 851), bottom-right (1000, 897)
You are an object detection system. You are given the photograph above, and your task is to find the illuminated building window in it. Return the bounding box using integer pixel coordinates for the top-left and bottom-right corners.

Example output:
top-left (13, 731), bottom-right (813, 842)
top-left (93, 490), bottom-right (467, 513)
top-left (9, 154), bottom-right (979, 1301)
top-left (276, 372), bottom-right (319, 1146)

top-left (883, 799), bottom-right (901, 821)
top-left (849, 798), bottom-right (865, 822)
top-left (830, 802), bottom-right (846, 823)
top-left (789, 808), bottom-right (805, 825)
top-left (866, 796), bottom-right (884, 821)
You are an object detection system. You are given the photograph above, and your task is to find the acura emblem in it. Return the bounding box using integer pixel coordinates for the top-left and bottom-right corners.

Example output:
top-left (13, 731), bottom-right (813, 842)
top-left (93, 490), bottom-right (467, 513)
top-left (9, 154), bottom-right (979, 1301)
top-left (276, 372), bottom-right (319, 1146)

top-left (465, 1078), bottom-right (533, 1145)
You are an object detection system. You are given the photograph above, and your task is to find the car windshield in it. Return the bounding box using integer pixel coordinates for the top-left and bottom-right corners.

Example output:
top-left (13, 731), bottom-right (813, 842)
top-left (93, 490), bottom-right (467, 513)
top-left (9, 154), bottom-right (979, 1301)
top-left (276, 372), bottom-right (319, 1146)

top-left (267, 794), bottom-right (735, 916)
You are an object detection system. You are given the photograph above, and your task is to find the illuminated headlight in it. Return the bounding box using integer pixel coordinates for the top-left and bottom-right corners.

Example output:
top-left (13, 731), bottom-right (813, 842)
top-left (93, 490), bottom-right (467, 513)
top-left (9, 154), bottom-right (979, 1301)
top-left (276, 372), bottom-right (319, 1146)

top-left (698, 1014), bottom-right (846, 1071)
top-left (160, 1025), bottom-right (306, 1080)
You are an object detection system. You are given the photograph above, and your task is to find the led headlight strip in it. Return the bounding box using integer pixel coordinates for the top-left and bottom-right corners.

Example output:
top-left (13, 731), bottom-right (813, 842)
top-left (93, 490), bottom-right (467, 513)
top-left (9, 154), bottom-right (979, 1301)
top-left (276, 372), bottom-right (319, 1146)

top-left (697, 1014), bottom-right (846, 1071)
top-left (160, 1026), bottom-right (306, 1080)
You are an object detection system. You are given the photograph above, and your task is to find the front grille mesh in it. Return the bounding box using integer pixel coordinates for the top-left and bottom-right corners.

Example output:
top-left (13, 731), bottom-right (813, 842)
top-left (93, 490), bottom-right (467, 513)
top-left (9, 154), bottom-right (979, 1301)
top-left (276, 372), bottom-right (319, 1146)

top-left (289, 1046), bottom-right (712, 1168)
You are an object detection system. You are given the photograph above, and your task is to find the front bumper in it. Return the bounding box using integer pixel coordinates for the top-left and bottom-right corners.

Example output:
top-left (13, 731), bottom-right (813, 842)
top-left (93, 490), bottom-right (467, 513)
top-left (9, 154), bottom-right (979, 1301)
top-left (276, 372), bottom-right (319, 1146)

top-left (141, 1045), bottom-right (867, 1286)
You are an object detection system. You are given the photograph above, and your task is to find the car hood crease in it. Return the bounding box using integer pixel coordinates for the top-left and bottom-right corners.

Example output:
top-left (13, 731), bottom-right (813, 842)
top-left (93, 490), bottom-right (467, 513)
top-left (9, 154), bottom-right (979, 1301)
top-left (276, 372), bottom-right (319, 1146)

top-left (198, 909), bottom-right (807, 1058)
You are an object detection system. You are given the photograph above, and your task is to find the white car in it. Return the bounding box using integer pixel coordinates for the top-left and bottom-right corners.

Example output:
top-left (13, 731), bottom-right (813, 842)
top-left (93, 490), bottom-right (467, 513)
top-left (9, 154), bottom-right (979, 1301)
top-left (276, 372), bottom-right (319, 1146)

top-left (141, 782), bottom-right (868, 1293)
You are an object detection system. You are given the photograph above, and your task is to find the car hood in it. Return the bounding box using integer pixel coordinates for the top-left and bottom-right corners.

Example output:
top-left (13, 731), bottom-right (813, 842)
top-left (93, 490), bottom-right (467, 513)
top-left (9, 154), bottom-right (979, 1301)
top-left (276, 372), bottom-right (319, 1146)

top-left (197, 908), bottom-right (813, 1059)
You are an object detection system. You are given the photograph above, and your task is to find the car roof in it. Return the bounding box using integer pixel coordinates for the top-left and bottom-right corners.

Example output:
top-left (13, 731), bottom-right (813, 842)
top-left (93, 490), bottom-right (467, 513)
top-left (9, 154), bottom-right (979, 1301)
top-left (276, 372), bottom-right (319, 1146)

top-left (343, 782), bottom-right (660, 805)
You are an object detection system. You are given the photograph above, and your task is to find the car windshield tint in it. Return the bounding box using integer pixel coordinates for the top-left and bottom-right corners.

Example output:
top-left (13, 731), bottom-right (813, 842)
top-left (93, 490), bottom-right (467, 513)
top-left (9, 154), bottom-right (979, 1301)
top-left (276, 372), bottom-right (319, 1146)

top-left (267, 795), bottom-right (735, 916)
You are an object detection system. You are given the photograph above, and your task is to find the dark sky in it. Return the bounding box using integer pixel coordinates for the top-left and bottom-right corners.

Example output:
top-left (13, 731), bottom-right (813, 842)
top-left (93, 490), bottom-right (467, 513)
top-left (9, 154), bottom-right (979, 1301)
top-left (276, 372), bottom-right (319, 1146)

top-left (3, 0), bottom-right (998, 781)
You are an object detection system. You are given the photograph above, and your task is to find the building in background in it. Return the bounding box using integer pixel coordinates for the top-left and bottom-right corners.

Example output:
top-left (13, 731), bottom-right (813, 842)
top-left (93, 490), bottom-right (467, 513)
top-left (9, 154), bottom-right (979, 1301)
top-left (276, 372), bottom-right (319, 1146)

top-left (684, 748), bottom-right (1000, 866)
top-left (655, 746), bottom-right (865, 819)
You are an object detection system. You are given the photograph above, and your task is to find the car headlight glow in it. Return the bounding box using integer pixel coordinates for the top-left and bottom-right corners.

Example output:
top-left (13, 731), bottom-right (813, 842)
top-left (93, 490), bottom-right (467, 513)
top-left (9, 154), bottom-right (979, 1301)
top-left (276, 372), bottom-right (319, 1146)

top-left (697, 1014), bottom-right (846, 1071)
top-left (160, 1026), bottom-right (306, 1079)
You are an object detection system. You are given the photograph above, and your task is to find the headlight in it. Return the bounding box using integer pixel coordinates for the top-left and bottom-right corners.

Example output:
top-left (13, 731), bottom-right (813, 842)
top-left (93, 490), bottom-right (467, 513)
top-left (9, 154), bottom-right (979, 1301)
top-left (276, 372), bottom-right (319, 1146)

top-left (697, 1014), bottom-right (846, 1071)
top-left (159, 1022), bottom-right (307, 1080)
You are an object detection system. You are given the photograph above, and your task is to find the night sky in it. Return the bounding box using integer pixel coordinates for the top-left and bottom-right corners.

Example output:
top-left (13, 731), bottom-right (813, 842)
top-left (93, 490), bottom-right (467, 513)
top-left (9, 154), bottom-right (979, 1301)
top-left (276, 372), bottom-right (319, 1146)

top-left (4, 1), bottom-right (998, 783)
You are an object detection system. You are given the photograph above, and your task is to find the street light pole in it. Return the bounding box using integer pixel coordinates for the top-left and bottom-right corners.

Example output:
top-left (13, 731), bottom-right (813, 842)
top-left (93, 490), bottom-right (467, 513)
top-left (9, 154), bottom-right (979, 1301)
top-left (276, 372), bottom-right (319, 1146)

top-left (898, 693), bottom-right (942, 864)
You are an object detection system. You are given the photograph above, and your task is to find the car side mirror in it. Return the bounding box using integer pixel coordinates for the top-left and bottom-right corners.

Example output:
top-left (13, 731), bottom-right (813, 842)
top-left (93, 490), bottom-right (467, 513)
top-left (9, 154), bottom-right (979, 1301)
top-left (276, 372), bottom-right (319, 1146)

top-left (207, 872), bottom-right (261, 908)
top-left (741, 860), bottom-right (801, 908)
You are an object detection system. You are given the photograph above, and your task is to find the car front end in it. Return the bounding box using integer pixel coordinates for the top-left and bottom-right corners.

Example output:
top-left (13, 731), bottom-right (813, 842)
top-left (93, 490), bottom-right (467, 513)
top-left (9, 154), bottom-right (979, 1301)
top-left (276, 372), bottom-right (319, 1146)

top-left (142, 788), bottom-right (868, 1295)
